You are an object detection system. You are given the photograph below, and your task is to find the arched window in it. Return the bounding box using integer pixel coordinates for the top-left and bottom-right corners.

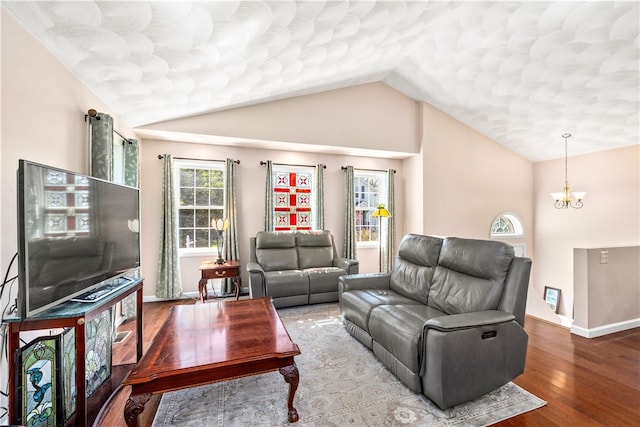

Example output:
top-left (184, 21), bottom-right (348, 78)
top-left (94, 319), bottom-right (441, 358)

top-left (490, 213), bottom-right (524, 237)
top-left (490, 213), bottom-right (525, 256)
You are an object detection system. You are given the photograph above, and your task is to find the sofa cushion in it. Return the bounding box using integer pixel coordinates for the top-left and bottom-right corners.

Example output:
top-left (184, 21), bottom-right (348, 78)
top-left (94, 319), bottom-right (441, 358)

top-left (368, 304), bottom-right (446, 373)
top-left (264, 270), bottom-right (308, 298)
top-left (296, 231), bottom-right (334, 268)
top-left (256, 231), bottom-right (298, 271)
top-left (341, 289), bottom-right (420, 333)
top-left (428, 237), bottom-right (514, 314)
top-left (306, 267), bottom-right (346, 294)
top-left (389, 234), bottom-right (442, 304)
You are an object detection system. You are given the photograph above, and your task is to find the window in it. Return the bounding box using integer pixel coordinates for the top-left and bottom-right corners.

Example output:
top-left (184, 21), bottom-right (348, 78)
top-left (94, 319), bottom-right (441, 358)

top-left (490, 212), bottom-right (525, 256)
top-left (271, 165), bottom-right (315, 231)
top-left (354, 171), bottom-right (387, 244)
top-left (174, 160), bottom-right (225, 251)
top-left (490, 213), bottom-right (524, 237)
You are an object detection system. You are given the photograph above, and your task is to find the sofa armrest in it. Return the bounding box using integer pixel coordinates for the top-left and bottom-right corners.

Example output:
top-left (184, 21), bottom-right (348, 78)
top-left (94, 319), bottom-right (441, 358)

top-left (338, 273), bottom-right (390, 296)
top-left (333, 257), bottom-right (359, 274)
top-left (246, 261), bottom-right (266, 298)
top-left (424, 310), bottom-right (516, 332)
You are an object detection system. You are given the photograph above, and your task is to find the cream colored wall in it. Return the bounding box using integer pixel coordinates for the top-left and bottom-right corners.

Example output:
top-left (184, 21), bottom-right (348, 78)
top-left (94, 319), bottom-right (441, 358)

top-left (419, 103), bottom-right (535, 244)
top-left (573, 246), bottom-right (640, 336)
top-left (534, 144), bottom-right (640, 320)
top-left (140, 139), bottom-right (403, 297)
top-left (0, 10), bottom-right (137, 418)
top-left (141, 82), bottom-right (421, 155)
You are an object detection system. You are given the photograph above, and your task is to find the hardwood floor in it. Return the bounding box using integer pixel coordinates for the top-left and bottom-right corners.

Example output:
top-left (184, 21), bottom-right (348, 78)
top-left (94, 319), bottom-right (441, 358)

top-left (98, 299), bottom-right (640, 426)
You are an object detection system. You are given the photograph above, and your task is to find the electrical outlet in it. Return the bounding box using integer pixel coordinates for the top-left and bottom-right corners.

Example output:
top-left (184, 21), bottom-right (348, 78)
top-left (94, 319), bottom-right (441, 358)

top-left (600, 251), bottom-right (609, 264)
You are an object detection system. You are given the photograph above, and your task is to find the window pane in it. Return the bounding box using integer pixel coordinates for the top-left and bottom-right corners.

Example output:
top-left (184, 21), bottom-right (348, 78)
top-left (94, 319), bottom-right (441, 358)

top-left (195, 189), bottom-right (209, 206)
top-left (195, 169), bottom-right (209, 187)
top-left (179, 209), bottom-right (194, 227)
top-left (180, 187), bottom-right (194, 206)
top-left (195, 209), bottom-right (210, 228)
top-left (180, 229), bottom-right (195, 248)
top-left (210, 188), bottom-right (224, 206)
top-left (180, 168), bottom-right (194, 187)
top-left (210, 169), bottom-right (224, 188)
top-left (195, 229), bottom-right (210, 248)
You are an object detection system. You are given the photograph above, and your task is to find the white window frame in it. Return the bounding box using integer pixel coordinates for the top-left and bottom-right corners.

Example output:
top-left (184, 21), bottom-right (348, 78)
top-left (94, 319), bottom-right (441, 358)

top-left (490, 212), bottom-right (526, 256)
top-left (174, 159), bottom-right (225, 257)
top-left (354, 170), bottom-right (387, 247)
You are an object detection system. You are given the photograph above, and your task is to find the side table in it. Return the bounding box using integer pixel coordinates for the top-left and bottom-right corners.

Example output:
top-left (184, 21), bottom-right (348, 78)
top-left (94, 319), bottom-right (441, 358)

top-left (198, 260), bottom-right (242, 302)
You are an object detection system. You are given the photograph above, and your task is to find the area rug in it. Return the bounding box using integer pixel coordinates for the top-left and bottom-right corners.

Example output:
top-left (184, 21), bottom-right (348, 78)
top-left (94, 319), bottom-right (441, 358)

top-left (152, 303), bottom-right (545, 427)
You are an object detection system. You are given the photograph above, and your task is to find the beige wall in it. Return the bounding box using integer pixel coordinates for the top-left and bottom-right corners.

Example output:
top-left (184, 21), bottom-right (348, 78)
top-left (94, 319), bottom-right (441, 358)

top-left (533, 145), bottom-right (640, 320)
top-left (420, 103), bottom-right (535, 244)
top-left (140, 139), bottom-right (403, 297)
top-left (573, 246), bottom-right (640, 336)
top-left (141, 82), bottom-right (421, 155)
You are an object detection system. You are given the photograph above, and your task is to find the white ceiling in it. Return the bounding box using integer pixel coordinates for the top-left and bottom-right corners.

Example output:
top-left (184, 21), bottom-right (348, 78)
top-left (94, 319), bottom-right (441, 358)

top-left (3, 1), bottom-right (639, 162)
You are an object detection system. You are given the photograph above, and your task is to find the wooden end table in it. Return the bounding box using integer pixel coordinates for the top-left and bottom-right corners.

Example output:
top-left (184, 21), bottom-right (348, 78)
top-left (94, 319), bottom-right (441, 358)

top-left (198, 260), bottom-right (241, 302)
top-left (122, 297), bottom-right (301, 426)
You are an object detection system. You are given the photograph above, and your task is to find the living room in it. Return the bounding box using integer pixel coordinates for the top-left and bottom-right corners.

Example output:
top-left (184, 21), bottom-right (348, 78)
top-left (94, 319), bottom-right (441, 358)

top-left (1, 2), bottom-right (638, 426)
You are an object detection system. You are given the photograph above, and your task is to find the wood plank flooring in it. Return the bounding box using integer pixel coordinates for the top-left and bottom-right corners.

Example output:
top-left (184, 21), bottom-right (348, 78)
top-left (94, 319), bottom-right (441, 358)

top-left (98, 299), bottom-right (640, 426)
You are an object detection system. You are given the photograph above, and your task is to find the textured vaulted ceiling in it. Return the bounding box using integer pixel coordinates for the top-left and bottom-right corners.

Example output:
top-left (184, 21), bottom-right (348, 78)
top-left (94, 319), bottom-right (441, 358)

top-left (3, 1), bottom-right (639, 162)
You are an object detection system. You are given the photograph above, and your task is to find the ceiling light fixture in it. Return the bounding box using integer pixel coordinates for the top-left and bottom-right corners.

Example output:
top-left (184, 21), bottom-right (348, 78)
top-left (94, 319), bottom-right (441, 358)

top-left (550, 133), bottom-right (585, 209)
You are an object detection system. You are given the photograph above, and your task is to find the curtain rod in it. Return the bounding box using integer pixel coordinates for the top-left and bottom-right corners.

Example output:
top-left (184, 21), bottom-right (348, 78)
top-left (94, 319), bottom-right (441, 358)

top-left (260, 161), bottom-right (326, 169)
top-left (341, 166), bottom-right (396, 173)
top-left (158, 154), bottom-right (240, 164)
top-left (85, 109), bottom-right (134, 144)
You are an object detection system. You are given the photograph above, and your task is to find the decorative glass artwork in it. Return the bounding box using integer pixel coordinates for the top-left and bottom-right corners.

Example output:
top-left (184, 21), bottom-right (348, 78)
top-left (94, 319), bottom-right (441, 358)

top-left (61, 328), bottom-right (76, 419)
top-left (273, 169), bottom-right (313, 231)
top-left (85, 308), bottom-right (113, 396)
top-left (15, 335), bottom-right (61, 427)
top-left (44, 170), bottom-right (91, 237)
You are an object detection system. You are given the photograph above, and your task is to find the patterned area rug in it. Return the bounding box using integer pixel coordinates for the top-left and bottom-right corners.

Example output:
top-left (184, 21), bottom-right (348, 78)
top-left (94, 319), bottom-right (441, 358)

top-left (153, 303), bottom-right (545, 427)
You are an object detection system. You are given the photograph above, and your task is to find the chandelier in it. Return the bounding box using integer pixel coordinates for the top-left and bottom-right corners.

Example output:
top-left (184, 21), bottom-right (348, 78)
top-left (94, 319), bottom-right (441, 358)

top-left (550, 133), bottom-right (585, 209)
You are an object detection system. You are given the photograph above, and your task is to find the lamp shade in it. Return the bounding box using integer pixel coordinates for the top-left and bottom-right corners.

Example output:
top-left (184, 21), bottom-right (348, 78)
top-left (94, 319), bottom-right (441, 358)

top-left (372, 204), bottom-right (391, 218)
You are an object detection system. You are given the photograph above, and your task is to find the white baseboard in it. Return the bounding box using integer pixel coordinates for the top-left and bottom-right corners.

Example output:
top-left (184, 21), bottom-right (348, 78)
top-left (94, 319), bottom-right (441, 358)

top-left (570, 318), bottom-right (640, 338)
top-left (558, 314), bottom-right (573, 328)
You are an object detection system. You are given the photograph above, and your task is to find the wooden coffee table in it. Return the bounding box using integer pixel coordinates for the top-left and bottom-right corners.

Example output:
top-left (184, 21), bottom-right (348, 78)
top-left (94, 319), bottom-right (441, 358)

top-left (122, 297), bottom-right (301, 426)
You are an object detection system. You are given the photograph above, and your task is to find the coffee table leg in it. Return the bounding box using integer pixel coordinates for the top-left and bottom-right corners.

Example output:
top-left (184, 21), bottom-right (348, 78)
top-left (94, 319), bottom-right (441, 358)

top-left (280, 364), bottom-right (299, 422)
top-left (124, 393), bottom-right (151, 427)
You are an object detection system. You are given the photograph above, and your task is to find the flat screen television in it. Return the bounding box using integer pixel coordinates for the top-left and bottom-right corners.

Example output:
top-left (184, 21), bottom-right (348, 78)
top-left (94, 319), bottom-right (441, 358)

top-left (17, 159), bottom-right (141, 318)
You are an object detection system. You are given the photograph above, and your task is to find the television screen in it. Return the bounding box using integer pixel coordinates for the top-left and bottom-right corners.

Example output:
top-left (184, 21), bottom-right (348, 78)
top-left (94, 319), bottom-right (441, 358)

top-left (17, 159), bottom-right (141, 318)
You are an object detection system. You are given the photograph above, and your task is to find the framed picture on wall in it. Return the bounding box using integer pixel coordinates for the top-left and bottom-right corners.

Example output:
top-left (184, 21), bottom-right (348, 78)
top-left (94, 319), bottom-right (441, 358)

top-left (544, 286), bottom-right (561, 313)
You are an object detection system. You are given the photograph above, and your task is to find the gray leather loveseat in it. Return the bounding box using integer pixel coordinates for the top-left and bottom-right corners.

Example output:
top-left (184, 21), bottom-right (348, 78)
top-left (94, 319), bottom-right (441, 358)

top-left (339, 233), bottom-right (531, 409)
top-left (247, 230), bottom-right (359, 308)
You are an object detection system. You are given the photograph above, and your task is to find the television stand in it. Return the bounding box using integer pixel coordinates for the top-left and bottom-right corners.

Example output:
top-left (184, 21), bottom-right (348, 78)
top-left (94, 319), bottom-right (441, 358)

top-left (4, 278), bottom-right (144, 427)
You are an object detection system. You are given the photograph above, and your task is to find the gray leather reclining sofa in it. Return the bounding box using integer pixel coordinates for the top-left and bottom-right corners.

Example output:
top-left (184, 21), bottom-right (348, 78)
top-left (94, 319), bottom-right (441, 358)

top-left (339, 233), bottom-right (531, 409)
top-left (248, 230), bottom-right (359, 308)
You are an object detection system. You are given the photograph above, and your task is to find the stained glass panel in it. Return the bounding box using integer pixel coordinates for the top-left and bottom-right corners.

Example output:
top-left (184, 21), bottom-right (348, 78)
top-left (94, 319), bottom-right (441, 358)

top-left (85, 308), bottom-right (112, 396)
top-left (16, 335), bottom-right (61, 427)
top-left (62, 328), bottom-right (76, 420)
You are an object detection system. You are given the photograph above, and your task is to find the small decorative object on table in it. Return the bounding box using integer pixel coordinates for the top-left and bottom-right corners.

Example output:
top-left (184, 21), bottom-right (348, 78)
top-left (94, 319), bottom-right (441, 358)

top-left (211, 218), bottom-right (229, 265)
top-left (544, 286), bottom-right (561, 313)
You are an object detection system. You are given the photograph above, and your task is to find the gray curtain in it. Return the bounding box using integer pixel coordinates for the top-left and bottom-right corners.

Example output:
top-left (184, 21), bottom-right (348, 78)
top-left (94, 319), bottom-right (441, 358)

top-left (89, 114), bottom-right (139, 317)
top-left (123, 139), bottom-right (139, 187)
top-left (156, 154), bottom-right (182, 299)
top-left (223, 158), bottom-right (240, 294)
top-left (89, 112), bottom-right (114, 181)
top-left (383, 169), bottom-right (396, 273)
top-left (343, 166), bottom-right (357, 259)
top-left (264, 160), bottom-right (274, 231)
top-left (315, 164), bottom-right (325, 230)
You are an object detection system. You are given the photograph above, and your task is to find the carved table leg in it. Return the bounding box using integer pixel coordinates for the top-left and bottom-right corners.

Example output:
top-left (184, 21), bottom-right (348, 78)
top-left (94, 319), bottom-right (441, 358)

top-left (280, 364), bottom-right (300, 423)
top-left (124, 393), bottom-right (151, 427)
top-left (198, 278), bottom-right (208, 302)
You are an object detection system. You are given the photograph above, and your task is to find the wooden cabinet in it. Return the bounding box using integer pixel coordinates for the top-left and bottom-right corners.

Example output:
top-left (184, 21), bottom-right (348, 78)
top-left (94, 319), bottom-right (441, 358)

top-left (4, 279), bottom-right (143, 427)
